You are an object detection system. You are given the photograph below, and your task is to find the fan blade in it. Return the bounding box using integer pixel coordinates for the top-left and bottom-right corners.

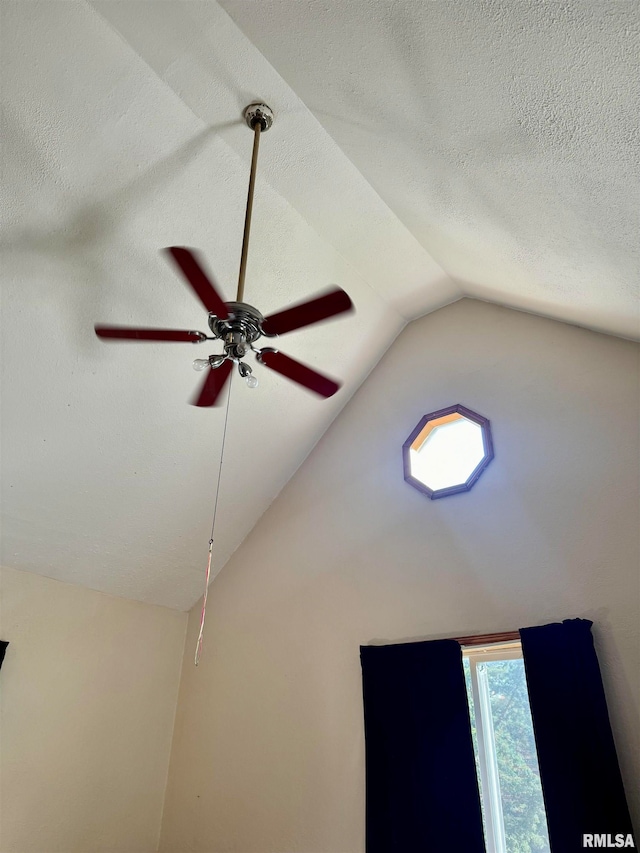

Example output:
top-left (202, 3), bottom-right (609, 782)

top-left (165, 247), bottom-right (229, 319)
top-left (192, 359), bottom-right (233, 407)
top-left (257, 349), bottom-right (341, 398)
top-left (261, 288), bottom-right (352, 336)
top-left (95, 325), bottom-right (206, 343)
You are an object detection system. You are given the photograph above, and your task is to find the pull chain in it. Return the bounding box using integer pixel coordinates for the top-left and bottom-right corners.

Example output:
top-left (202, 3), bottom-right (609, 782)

top-left (195, 377), bottom-right (234, 666)
top-left (195, 539), bottom-right (214, 665)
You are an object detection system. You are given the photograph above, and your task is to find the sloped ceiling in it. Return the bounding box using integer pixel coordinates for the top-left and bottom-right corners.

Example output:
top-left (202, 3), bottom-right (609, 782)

top-left (1, 1), bottom-right (638, 610)
top-left (219, 0), bottom-right (640, 339)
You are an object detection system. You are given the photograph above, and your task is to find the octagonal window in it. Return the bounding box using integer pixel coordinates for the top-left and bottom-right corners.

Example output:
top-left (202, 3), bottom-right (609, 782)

top-left (403, 405), bottom-right (494, 499)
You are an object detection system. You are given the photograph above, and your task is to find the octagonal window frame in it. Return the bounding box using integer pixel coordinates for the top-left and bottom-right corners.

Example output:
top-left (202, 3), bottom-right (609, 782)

top-left (403, 404), bottom-right (494, 500)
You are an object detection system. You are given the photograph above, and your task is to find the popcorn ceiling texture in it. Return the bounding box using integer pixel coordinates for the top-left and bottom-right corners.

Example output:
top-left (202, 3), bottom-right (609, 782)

top-left (221, 0), bottom-right (640, 338)
top-left (1, 0), bottom-right (638, 610)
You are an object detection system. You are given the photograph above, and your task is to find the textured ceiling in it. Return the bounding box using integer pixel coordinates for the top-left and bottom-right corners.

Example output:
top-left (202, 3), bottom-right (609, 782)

top-left (1, 1), bottom-right (638, 610)
top-left (220, 0), bottom-right (640, 339)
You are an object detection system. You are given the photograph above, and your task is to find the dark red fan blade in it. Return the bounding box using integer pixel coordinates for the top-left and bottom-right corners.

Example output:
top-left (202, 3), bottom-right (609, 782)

top-left (95, 325), bottom-right (205, 342)
top-left (258, 350), bottom-right (341, 398)
top-left (261, 288), bottom-right (353, 336)
top-left (165, 247), bottom-right (229, 319)
top-left (192, 359), bottom-right (233, 407)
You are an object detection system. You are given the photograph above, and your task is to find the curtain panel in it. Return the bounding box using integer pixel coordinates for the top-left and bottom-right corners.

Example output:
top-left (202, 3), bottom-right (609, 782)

top-left (360, 639), bottom-right (485, 852)
top-left (520, 619), bottom-right (635, 850)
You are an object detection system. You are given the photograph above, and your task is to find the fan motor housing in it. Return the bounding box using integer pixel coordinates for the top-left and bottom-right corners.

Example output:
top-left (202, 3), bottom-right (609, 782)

top-left (209, 302), bottom-right (266, 346)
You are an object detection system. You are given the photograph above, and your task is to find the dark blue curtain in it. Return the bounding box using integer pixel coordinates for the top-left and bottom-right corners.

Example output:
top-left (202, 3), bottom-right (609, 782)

top-left (360, 639), bottom-right (485, 853)
top-left (520, 619), bottom-right (635, 850)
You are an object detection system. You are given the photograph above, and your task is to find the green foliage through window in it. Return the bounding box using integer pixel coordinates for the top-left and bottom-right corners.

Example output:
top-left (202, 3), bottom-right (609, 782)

top-left (464, 656), bottom-right (550, 853)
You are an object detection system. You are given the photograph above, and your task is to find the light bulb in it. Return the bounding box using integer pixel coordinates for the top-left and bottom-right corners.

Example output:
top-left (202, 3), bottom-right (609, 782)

top-left (193, 358), bottom-right (210, 371)
top-left (246, 374), bottom-right (259, 389)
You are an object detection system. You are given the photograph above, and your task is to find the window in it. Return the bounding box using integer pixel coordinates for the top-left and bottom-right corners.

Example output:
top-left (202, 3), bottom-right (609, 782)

top-left (463, 642), bottom-right (551, 853)
top-left (403, 404), bottom-right (494, 499)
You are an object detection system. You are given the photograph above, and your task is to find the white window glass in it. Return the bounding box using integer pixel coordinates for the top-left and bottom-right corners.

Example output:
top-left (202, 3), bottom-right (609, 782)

top-left (409, 416), bottom-right (485, 491)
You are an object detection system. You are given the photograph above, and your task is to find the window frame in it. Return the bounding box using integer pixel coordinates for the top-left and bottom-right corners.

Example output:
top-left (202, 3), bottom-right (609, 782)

top-left (402, 403), bottom-right (494, 499)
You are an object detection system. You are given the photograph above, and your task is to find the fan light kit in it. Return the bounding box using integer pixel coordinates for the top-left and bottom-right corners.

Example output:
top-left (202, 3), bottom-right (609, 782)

top-left (95, 103), bottom-right (354, 406)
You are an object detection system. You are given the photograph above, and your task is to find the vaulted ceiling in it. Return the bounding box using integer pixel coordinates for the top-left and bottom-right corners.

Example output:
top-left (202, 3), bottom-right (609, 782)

top-left (2, 1), bottom-right (638, 609)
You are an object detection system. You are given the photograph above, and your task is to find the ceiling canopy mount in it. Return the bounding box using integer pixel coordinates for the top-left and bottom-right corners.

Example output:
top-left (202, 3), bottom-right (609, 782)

top-left (243, 102), bottom-right (274, 132)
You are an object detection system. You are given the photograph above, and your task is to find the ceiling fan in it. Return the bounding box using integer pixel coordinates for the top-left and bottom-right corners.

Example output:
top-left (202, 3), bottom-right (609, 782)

top-left (95, 103), bottom-right (353, 406)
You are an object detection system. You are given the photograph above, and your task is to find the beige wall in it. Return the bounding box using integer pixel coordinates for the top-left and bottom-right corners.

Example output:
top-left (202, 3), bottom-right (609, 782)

top-left (159, 299), bottom-right (639, 853)
top-left (0, 567), bottom-right (187, 853)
